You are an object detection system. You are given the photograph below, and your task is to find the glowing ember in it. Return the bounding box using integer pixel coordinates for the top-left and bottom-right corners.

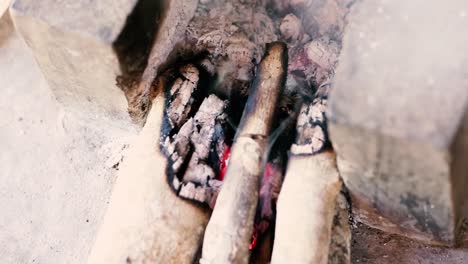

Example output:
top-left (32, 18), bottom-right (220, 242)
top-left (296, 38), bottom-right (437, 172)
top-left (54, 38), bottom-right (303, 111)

top-left (249, 229), bottom-right (258, 250)
top-left (263, 163), bottom-right (274, 181)
top-left (217, 145), bottom-right (231, 181)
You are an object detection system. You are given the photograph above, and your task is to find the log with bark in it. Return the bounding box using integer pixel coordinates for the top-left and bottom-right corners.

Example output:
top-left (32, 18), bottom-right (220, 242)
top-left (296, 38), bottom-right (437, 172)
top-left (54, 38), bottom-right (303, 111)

top-left (201, 42), bottom-right (288, 264)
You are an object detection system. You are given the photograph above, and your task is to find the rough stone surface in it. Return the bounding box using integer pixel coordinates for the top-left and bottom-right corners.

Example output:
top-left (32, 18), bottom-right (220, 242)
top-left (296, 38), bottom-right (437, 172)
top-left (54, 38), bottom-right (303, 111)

top-left (0, 12), bottom-right (136, 264)
top-left (9, 0), bottom-right (157, 122)
top-left (328, 0), bottom-right (468, 244)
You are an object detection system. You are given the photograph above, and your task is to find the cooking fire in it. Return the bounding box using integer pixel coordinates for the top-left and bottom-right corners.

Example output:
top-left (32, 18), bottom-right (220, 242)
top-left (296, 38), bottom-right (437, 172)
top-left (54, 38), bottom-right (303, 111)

top-left (116, 0), bottom-right (348, 262)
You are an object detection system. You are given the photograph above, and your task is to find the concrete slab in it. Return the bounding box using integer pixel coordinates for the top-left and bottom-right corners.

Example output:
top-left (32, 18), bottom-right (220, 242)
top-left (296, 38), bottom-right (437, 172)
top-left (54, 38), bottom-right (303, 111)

top-left (9, 0), bottom-right (159, 123)
top-left (0, 12), bottom-right (135, 263)
top-left (328, 0), bottom-right (468, 244)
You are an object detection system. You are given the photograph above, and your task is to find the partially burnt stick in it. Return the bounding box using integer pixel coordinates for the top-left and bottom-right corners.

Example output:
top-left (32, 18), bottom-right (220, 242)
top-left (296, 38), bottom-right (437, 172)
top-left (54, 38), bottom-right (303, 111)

top-left (201, 42), bottom-right (288, 264)
top-left (271, 22), bottom-right (349, 261)
top-left (249, 90), bottom-right (302, 259)
top-left (271, 83), bottom-right (351, 264)
top-left (271, 151), bottom-right (346, 264)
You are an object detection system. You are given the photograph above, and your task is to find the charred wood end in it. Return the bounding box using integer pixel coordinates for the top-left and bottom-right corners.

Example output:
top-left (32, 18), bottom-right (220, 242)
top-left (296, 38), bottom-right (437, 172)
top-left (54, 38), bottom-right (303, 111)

top-left (239, 42), bottom-right (288, 137)
top-left (290, 82), bottom-right (331, 156)
top-left (201, 42), bottom-right (288, 264)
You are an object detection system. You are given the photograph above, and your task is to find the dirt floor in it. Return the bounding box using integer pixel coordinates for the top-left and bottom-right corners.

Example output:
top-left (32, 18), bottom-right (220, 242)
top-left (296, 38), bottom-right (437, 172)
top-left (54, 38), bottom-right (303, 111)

top-left (0, 12), bottom-right (135, 263)
top-left (352, 224), bottom-right (468, 264)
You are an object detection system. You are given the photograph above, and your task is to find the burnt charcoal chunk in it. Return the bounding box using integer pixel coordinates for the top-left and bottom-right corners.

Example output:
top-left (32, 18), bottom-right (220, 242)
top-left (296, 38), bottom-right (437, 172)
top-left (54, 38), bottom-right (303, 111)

top-left (162, 83), bottom-right (229, 206)
top-left (182, 95), bottom-right (227, 185)
top-left (167, 65), bottom-right (200, 129)
top-left (164, 118), bottom-right (194, 173)
top-left (291, 94), bottom-right (329, 155)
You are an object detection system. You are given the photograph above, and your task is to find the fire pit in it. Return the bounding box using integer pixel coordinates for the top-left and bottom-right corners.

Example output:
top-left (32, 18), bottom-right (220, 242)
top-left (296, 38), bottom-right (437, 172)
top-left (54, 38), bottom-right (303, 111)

top-left (9, 0), bottom-right (468, 263)
top-left (108, 0), bottom-right (351, 262)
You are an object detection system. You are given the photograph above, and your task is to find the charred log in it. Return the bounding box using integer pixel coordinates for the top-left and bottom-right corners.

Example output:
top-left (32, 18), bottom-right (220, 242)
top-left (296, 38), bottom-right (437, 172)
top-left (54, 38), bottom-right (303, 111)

top-left (201, 42), bottom-right (288, 264)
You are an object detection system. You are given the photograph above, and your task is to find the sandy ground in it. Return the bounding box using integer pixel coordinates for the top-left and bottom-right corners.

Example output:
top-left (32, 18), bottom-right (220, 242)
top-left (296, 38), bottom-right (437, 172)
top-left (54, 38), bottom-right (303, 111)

top-left (0, 12), bottom-right (135, 264)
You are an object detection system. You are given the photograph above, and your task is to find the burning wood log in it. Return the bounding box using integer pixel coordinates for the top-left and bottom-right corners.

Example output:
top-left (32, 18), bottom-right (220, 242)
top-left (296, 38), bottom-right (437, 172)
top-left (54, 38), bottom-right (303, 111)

top-left (201, 42), bottom-right (288, 264)
top-left (271, 151), bottom-right (344, 264)
top-left (270, 9), bottom-right (350, 258)
top-left (87, 95), bottom-right (210, 264)
top-left (271, 83), bottom-right (351, 264)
